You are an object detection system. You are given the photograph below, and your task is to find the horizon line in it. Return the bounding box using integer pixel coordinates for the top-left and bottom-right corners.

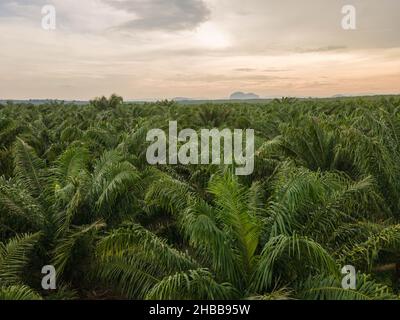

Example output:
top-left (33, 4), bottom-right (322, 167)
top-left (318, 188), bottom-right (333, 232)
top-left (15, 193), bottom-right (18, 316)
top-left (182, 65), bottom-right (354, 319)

top-left (1, 93), bottom-right (400, 103)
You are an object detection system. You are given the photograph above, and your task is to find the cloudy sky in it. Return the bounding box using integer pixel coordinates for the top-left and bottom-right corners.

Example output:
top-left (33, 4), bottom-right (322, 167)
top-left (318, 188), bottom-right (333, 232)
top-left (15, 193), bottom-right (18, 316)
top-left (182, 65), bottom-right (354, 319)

top-left (0, 0), bottom-right (399, 100)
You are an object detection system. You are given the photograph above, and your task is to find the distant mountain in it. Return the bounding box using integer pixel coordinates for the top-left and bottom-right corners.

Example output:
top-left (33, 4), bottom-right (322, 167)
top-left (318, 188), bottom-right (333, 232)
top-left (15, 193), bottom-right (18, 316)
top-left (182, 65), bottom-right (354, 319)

top-left (0, 99), bottom-right (87, 105)
top-left (230, 92), bottom-right (260, 100)
top-left (172, 97), bottom-right (193, 101)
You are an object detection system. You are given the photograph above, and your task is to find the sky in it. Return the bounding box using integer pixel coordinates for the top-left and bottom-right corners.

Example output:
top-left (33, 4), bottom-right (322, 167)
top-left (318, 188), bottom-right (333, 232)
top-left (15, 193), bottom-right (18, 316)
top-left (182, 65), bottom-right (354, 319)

top-left (0, 0), bottom-right (399, 100)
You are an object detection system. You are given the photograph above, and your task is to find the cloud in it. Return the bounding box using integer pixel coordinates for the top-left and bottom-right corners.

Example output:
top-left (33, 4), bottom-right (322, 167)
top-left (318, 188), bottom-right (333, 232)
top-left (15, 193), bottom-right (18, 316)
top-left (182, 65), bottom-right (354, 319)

top-left (0, 0), bottom-right (46, 18)
top-left (0, 0), bottom-right (133, 33)
top-left (1, 0), bottom-right (400, 99)
top-left (209, 0), bottom-right (400, 52)
top-left (296, 46), bottom-right (348, 53)
top-left (234, 68), bottom-right (291, 73)
top-left (234, 68), bottom-right (256, 72)
top-left (104, 0), bottom-right (210, 31)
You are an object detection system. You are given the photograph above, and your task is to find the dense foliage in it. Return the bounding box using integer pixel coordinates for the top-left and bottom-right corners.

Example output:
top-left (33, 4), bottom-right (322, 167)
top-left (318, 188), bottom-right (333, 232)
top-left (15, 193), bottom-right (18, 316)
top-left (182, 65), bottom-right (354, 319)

top-left (1, 95), bottom-right (400, 300)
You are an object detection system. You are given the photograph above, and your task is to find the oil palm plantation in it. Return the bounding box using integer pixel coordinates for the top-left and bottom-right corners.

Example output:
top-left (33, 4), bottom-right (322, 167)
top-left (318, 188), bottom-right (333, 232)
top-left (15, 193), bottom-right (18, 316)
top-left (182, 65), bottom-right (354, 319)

top-left (0, 95), bottom-right (400, 300)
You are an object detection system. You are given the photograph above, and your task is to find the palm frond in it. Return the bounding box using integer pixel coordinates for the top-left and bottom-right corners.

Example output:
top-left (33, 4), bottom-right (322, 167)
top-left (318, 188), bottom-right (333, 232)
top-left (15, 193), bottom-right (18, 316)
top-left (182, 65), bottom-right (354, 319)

top-left (53, 221), bottom-right (105, 276)
top-left (13, 138), bottom-right (46, 198)
top-left (0, 233), bottom-right (41, 284)
top-left (252, 234), bottom-right (337, 292)
top-left (298, 274), bottom-right (396, 300)
top-left (146, 268), bottom-right (238, 300)
top-left (0, 285), bottom-right (42, 300)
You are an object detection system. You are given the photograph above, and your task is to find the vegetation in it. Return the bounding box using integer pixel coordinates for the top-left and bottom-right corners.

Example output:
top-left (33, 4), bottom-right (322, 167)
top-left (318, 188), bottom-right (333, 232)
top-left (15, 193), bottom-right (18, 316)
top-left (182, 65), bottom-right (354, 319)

top-left (1, 94), bottom-right (400, 300)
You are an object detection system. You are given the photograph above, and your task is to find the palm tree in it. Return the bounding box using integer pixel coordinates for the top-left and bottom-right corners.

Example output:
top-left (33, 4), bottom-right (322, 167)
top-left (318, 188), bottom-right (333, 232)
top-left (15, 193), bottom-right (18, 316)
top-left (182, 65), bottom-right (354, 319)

top-left (90, 94), bottom-right (124, 110)
top-left (0, 137), bottom-right (141, 297)
top-left (93, 166), bottom-right (396, 299)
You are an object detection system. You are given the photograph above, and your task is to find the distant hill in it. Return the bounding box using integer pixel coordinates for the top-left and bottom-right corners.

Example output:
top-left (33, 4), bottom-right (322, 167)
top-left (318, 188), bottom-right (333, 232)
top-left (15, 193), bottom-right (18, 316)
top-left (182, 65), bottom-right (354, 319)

top-left (172, 97), bottom-right (193, 102)
top-left (0, 99), bottom-right (87, 105)
top-left (230, 92), bottom-right (260, 100)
